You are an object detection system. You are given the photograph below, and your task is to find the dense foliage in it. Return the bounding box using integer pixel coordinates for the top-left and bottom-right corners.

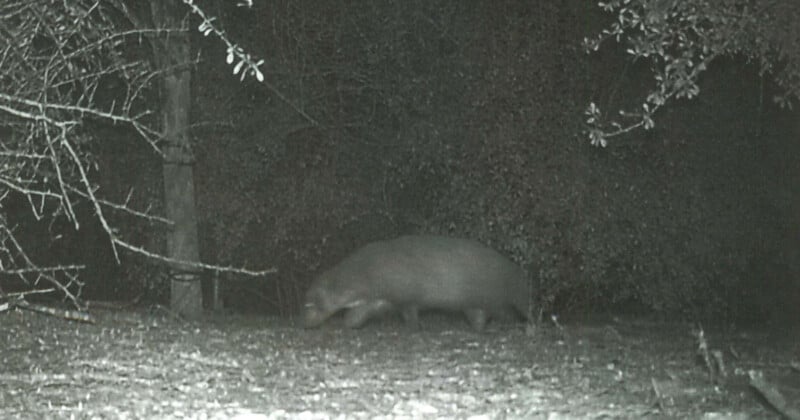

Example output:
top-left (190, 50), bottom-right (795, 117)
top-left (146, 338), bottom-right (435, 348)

top-left (190, 0), bottom-right (798, 321)
top-left (2, 0), bottom-right (796, 321)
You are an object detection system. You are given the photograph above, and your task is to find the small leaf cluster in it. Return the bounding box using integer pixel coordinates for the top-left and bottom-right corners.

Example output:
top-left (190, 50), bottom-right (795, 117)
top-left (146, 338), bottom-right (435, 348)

top-left (186, 0), bottom-right (264, 82)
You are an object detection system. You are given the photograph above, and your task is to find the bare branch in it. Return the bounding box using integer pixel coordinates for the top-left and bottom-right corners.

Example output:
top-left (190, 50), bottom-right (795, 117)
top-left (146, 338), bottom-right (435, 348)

top-left (114, 239), bottom-right (277, 277)
top-left (0, 0), bottom-right (276, 309)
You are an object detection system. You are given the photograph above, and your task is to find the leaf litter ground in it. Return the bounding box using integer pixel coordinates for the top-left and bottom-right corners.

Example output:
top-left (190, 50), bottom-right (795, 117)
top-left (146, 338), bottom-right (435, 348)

top-left (1, 308), bottom-right (797, 419)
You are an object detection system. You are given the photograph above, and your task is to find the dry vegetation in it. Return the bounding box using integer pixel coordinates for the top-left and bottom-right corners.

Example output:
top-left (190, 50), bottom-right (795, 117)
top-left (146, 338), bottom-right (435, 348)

top-left (1, 309), bottom-right (798, 418)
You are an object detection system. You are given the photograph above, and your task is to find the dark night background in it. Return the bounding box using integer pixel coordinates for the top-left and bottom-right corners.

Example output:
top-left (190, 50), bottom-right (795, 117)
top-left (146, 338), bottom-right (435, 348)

top-left (31, 0), bottom-right (800, 325)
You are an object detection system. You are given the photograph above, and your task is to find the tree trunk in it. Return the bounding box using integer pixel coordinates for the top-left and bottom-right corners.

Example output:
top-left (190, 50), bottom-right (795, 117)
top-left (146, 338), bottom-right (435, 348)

top-left (150, 1), bottom-right (202, 318)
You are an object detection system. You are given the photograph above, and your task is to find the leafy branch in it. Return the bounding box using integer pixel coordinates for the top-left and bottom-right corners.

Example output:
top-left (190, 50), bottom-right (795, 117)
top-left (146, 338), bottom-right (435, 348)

top-left (584, 0), bottom-right (800, 146)
top-left (183, 0), bottom-right (318, 125)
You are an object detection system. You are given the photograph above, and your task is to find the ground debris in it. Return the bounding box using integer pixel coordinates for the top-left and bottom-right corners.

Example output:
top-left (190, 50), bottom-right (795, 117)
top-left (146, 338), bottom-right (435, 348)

top-left (0, 312), bottom-right (795, 418)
